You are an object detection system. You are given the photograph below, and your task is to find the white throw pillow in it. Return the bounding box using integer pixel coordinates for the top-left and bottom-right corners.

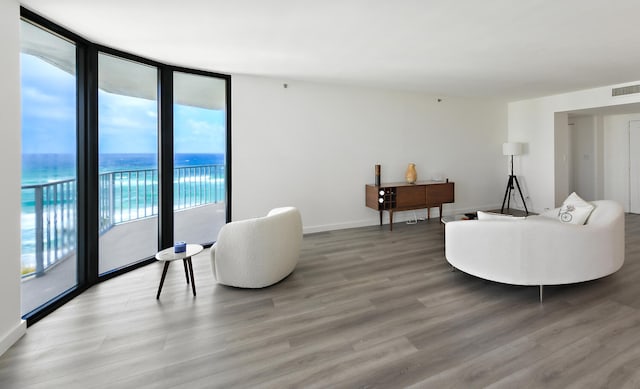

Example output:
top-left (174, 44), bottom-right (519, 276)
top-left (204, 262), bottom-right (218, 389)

top-left (558, 192), bottom-right (594, 225)
top-left (477, 211), bottom-right (526, 221)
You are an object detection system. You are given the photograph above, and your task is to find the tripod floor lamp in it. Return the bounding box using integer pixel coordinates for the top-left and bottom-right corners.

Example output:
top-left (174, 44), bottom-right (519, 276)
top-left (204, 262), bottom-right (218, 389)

top-left (501, 142), bottom-right (529, 214)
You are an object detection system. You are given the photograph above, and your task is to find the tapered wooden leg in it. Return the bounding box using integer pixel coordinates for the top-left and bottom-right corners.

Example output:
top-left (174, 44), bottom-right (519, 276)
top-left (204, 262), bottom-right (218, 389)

top-left (183, 259), bottom-right (190, 284)
top-left (501, 175), bottom-right (513, 213)
top-left (156, 261), bottom-right (171, 299)
top-left (507, 176), bottom-right (514, 211)
top-left (389, 211), bottom-right (394, 231)
top-left (187, 257), bottom-right (196, 296)
top-left (539, 285), bottom-right (543, 302)
top-left (513, 175), bottom-right (529, 215)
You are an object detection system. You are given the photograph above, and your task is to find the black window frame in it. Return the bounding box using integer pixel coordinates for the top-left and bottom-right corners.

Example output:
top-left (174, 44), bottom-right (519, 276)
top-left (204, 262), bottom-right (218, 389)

top-left (20, 7), bottom-right (232, 325)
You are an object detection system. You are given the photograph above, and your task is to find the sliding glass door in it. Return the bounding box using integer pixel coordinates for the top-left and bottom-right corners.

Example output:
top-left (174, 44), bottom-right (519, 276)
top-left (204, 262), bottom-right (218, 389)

top-left (98, 53), bottom-right (159, 274)
top-left (20, 9), bottom-right (230, 323)
top-left (173, 72), bottom-right (227, 244)
top-left (20, 20), bottom-right (78, 315)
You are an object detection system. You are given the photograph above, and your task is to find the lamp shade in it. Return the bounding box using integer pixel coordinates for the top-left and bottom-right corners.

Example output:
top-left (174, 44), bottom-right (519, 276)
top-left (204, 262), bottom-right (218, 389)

top-left (503, 142), bottom-right (523, 156)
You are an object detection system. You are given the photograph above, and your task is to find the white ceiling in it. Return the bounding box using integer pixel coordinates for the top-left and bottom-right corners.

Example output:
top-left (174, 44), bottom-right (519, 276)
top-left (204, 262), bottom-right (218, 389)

top-left (19, 0), bottom-right (640, 100)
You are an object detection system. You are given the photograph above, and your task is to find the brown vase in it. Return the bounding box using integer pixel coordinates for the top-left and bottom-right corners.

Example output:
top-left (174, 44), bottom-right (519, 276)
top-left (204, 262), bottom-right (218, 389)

top-left (405, 163), bottom-right (417, 184)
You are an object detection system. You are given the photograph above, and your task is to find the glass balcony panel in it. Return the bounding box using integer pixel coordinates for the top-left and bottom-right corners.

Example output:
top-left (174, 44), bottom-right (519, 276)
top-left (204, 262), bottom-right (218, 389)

top-left (20, 20), bottom-right (78, 315)
top-left (98, 53), bottom-right (159, 274)
top-left (173, 72), bottom-right (227, 245)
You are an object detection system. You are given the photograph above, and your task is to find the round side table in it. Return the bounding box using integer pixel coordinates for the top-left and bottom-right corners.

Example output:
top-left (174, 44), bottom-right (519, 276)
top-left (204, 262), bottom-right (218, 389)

top-left (155, 244), bottom-right (203, 299)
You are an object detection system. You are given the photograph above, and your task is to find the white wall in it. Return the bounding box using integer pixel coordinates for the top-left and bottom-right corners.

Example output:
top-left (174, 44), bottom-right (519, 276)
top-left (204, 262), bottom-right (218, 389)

top-left (555, 112), bottom-right (570, 206)
top-left (602, 113), bottom-right (640, 211)
top-left (508, 81), bottom-right (640, 212)
top-left (569, 115), bottom-right (597, 201)
top-left (0, 0), bottom-right (26, 356)
top-left (232, 75), bottom-right (508, 232)
top-left (595, 115), bottom-right (605, 201)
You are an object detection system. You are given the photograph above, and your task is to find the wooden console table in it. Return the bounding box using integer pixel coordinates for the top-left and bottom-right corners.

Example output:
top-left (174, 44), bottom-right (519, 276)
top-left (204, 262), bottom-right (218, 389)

top-left (365, 181), bottom-right (455, 231)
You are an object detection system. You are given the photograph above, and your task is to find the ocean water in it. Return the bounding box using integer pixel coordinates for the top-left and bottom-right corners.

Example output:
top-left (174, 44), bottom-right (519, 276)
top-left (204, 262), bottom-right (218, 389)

top-left (21, 153), bottom-right (225, 269)
top-left (22, 153), bottom-right (225, 185)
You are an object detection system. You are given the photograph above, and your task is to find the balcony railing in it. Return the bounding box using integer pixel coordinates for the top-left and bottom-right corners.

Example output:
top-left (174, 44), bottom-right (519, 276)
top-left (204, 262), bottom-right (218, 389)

top-left (21, 164), bottom-right (225, 278)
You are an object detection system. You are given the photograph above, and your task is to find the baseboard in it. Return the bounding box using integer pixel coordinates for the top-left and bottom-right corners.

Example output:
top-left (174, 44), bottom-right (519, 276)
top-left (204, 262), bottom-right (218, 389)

top-left (0, 320), bottom-right (26, 356)
top-left (304, 220), bottom-right (375, 234)
top-left (303, 213), bottom-right (440, 234)
top-left (302, 204), bottom-right (505, 234)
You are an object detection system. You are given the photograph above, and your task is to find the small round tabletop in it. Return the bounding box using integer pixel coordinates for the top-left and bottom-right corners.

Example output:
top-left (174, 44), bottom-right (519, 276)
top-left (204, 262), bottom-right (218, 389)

top-left (155, 244), bottom-right (203, 262)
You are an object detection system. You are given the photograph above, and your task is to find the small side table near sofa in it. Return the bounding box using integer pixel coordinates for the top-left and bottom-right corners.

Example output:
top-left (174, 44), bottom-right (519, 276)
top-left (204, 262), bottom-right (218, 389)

top-left (155, 244), bottom-right (203, 299)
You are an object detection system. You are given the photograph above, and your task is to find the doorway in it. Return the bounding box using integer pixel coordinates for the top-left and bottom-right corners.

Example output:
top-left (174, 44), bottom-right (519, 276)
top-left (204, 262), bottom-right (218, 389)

top-left (630, 120), bottom-right (640, 213)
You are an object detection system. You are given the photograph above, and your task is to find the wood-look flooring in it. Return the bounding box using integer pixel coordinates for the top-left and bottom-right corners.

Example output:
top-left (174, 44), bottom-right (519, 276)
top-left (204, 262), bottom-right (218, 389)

top-left (2, 214), bottom-right (640, 388)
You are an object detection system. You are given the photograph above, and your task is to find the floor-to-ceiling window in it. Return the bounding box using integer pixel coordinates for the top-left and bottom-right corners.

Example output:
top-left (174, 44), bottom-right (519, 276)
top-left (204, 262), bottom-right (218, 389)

top-left (173, 72), bottom-right (227, 244)
top-left (19, 20), bottom-right (78, 315)
top-left (98, 53), bottom-right (159, 274)
top-left (19, 9), bottom-right (231, 324)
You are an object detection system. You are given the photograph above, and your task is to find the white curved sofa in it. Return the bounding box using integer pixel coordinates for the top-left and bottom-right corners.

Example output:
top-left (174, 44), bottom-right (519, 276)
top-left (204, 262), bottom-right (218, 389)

top-left (445, 200), bottom-right (624, 300)
top-left (210, 207), bottom-right (302, 288)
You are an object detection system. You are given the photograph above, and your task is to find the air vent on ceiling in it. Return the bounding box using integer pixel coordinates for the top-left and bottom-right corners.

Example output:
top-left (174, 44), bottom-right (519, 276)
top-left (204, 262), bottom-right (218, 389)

top-left (612, 85), bottom-right (640, 96)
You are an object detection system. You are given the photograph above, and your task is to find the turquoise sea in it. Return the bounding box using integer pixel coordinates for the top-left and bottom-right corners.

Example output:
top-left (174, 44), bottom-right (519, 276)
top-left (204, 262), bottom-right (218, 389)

top-left (22, 153), bottom-right (225, 186)
top-left (21, 153), bottom-right (225, 269)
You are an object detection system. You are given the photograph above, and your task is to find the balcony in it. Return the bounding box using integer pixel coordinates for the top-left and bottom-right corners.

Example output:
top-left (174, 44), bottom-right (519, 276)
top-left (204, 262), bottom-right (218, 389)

top-left (20, 164), bottom-right (226, 314)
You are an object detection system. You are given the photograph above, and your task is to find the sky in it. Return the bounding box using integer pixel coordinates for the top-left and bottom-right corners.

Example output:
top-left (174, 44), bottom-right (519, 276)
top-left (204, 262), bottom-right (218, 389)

top-left (21, 53), bottom-right (227, 156)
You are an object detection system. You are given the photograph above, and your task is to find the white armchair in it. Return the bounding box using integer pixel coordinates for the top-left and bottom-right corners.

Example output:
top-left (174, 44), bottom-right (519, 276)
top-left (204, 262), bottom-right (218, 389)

top-left (210, 207), bottom-right (302, 288)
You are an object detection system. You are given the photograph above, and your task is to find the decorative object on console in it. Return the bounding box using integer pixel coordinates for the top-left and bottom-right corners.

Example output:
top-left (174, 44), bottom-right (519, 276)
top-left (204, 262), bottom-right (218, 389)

top-left (431, 174), bottom-right (445, 182)
top-left (405, 163), bottom-right (417, 184)
top-left (501, 142), bottom-right (529, 215)
top-left (558, 192), bottom-right (594, 225)
top-left (375, 164), bottom-right (381, 186)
